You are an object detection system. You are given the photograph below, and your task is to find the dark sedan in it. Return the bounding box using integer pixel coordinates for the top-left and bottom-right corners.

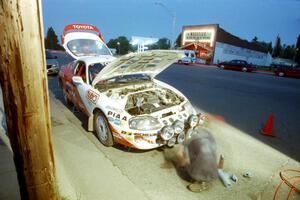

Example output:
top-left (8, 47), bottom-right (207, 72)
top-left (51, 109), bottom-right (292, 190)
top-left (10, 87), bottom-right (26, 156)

top-left (217, 60), bottom-right (256, 72)
top-left (274, 65), bottom-right (300, 78)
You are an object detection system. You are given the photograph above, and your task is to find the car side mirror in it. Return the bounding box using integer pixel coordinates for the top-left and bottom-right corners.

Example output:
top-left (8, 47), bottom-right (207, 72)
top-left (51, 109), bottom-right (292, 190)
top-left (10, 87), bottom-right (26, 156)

top-left (72, 76), bottom-right (84, 85)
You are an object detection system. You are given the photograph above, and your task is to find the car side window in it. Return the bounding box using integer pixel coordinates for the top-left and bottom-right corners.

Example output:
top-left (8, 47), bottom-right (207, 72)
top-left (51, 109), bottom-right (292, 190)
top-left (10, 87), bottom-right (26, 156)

top-left (75, 62), bottom-right (86, 82)
top-left (71, 61), bottom-right (79, 74)
top-left (88, 63), bottom-right (105, 84)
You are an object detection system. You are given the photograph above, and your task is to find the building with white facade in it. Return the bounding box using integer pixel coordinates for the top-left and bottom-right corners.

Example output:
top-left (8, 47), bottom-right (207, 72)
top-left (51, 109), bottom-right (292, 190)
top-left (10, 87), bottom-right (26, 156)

top-left (181, 24), bottom-right (272, 66)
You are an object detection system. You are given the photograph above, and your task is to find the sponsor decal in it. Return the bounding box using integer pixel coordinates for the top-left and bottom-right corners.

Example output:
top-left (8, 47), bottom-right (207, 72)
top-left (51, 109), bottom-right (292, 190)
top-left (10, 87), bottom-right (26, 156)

top-left (120, 131), bottom-right (156, 137)
top-left (114, 119), bottom-right (121, 125)
top-left (121, 131), bottom-right (156, 144)
top-left (86, 89), bottom-right (99, 104)
top-left (107, 111), bottom-right (127, 121)
top-left (121, 131), bottom-right (133, 136)
top-left (120, 120), bottom-right (126, 127)
top-left (108, 117), bottom-right (114, 122)
top-left (134, 134), bottom-right (155, 144)
top-left (72, 24), bottom-right (94, 30)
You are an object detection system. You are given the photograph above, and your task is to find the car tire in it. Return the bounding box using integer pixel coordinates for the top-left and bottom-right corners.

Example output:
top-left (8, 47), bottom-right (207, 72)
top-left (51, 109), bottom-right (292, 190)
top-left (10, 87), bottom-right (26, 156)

top-left (242, 67), bottom-right (247, 72)
top-left (178, 60), bottom-right (182, 64)
top-left (220, 65), bottom-right (225, 69)
top-left (63, 89), bottom-right (73, 106)
top-left (278, 72), bottom-right (284, 77)
top-left (94, 111), bottom-right (114, 147)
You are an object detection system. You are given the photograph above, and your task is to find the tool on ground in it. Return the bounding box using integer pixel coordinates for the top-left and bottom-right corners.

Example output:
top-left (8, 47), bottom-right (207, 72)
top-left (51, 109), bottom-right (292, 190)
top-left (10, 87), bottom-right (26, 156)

top-left (243, 171), bottom-right (253, 178)
top-left (218, 154), bottom-right (224, 169)
top-left (231, 174), bottom-right (238, 182)
top-left (261, 113), bottom-right (275, 137)
top-left (218, 169), bottom-right (231, 187)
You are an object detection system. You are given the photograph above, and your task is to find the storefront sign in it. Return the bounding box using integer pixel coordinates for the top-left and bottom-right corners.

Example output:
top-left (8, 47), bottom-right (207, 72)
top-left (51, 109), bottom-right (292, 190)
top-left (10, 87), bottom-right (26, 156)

top-left (185, 31), bottom-right (212, 40)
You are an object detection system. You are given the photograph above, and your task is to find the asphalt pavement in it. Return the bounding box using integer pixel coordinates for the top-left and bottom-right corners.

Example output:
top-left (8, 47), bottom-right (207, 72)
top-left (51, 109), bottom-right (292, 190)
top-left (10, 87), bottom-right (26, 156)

top-left (157, 64), bottom-right (300, 161)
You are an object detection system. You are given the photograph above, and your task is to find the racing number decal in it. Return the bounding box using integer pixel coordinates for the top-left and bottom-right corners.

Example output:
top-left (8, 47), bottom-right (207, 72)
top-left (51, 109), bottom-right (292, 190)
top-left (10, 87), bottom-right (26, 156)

top-left (86, 89), bottom-right (99, 104)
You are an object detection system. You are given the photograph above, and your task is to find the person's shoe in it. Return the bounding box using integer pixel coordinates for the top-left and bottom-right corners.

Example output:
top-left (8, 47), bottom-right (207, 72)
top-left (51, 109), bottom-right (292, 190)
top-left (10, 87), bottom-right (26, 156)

top-left (187, 182), bottom-right (210, 193)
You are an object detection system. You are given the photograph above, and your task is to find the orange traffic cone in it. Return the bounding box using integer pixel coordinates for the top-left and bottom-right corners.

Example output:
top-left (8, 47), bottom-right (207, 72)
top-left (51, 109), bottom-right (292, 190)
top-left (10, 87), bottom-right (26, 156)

top-left (261, 113), bottom-right (275, 137)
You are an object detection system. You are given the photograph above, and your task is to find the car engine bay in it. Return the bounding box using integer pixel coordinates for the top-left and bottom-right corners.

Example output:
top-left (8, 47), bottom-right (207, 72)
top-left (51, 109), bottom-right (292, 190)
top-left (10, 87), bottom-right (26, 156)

top-left (125, 87), bottom-right (184, 115)
top-left (96, 82), bottom-right (185, 115)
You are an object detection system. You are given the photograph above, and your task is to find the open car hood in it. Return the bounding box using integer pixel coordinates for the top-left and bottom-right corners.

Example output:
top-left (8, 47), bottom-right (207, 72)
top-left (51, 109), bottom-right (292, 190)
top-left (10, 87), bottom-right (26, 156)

top-left (62, 24), bottom-right (112, 59)
top-left (92, 50), bottom-right (185, 86)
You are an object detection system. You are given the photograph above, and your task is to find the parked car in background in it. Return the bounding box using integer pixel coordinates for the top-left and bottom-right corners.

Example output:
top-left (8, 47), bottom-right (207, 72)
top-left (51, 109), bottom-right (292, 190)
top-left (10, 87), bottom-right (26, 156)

top-left (274, 64), bottom-right (300, 78)
top-left (46, 50), bottom-right (59, 75)
top-left (217, 60), bottom-right (256, 72)
top-left (178, 50), bottom-right (196, 65)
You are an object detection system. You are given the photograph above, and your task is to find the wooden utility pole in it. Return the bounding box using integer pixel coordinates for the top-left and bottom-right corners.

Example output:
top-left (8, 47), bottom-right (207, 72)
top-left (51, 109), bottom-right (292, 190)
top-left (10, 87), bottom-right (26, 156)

top-left (0, 1), bottom-right (59, 199)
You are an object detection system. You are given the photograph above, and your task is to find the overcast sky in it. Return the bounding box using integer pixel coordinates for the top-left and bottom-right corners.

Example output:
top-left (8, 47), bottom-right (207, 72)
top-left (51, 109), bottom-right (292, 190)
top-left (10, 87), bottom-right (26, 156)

top-left (42, 0), bottom-right (300, 46)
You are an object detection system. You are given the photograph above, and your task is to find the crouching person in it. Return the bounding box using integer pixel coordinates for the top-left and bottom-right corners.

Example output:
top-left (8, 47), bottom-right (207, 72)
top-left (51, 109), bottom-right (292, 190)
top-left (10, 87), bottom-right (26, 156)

top-left (177, 127), bottom-right (218, 192)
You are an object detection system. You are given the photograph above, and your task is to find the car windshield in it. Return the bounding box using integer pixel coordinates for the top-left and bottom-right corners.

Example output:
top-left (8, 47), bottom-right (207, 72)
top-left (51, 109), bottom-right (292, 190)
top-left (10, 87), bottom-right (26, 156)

top-left (95, 74), bottom-right (151, 90)
top-left (67, 39), bottom-right (111, 57)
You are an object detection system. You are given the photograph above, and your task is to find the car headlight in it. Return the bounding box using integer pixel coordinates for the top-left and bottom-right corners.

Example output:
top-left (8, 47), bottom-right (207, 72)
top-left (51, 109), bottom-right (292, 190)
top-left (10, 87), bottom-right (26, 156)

top-left (183, 101), bottom-right (195, 115)
top-left (177, 132), bottom-right (185, 144)
top-left (188, 114), bottom-right (199, 128)
top-left (160, 126), bottom-right (175, 140)
top-left (129, 116), bottom-right (161, 131)
top-left (186, 128), bottom-right (194, 139)
top-left (173, 120), bottom-right (184, 134)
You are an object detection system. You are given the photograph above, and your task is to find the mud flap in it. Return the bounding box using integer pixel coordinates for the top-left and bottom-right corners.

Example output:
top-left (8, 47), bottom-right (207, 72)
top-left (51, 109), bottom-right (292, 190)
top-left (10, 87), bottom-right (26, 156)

top-left (88, 114), bottom-right (94, 132)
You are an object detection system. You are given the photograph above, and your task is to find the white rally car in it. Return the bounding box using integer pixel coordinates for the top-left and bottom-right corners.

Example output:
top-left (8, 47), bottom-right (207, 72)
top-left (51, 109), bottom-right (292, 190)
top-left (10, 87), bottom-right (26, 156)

top-left (59, 24), bottom-right (200, 150)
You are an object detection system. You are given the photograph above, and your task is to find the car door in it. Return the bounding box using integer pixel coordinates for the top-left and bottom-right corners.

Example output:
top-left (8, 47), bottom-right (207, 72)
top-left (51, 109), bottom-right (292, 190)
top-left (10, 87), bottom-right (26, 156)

top-left (235, 60), bottom-right (243, 70)
top-left (69, 61), bottom-right (93, 115)
top-left (229, 60), bottom-right (238, 70)
top-left (293, 65), bottom-right (300, 77)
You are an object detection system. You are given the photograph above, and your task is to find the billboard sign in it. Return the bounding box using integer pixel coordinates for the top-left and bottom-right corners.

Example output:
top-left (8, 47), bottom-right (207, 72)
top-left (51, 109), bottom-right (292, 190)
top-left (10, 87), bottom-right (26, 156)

top-left (182, 29), bottom-right (215, 47)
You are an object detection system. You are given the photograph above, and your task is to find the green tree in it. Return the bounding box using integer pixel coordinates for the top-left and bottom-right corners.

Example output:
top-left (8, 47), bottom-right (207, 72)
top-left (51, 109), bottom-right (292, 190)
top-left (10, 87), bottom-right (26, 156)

top-left (44, 27), bottom-right (63, 50)
top-left (251, 36), bottom-right (272, 53)
top-left (107, 36), bottom-right (130, 55)
top-left (281, 45), bottom-right (296, 59)
top-left (252, 36), bottom-right (258, 43)
top-left (150, 37), bottom-right (170, 49)
top-left (272, 35), bottom-right (282, 57)
top-left (295, 34), bottom-right (300, 64)
top-left (175, 33), bottom-right (182, 48)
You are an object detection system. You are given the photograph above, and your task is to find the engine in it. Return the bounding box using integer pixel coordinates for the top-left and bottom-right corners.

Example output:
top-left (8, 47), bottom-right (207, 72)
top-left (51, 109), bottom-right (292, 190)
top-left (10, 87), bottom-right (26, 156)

top-left (125, 88), bottom-right (184, 115)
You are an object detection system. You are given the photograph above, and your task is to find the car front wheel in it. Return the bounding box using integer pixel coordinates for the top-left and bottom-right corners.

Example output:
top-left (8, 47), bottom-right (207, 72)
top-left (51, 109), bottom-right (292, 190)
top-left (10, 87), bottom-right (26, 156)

top-left (278, 72), bottom-right (284, 77)
top-left (220, 65), bottom-right (225, 69)
top-left (94, 111), bottom-right (114, 147)
top-left (242, 67), bottom-right (247, 72)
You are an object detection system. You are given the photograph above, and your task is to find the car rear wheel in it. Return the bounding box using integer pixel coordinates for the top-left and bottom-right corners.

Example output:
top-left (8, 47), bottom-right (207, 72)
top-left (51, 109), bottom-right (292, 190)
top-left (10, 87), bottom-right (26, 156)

top-left (242, 67), bottom-right (247, 72)
top-left (94, 111), bottom-right (114, 147)
top-left (220, 65), bottom-right (225, 69)
top-left (278, 72), bottom-right (284, 77)
top-left (178, 60), bottom-right (182, 64)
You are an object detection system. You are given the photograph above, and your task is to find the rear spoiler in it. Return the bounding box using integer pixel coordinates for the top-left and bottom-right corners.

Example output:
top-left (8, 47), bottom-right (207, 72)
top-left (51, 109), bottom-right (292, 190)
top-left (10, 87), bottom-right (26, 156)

top-left (61, 24), bottom-right (104, 44)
